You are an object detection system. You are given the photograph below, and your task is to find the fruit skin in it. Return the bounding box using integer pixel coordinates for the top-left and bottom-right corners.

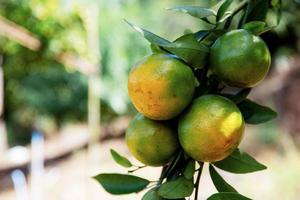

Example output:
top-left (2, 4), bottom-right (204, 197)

top-left (126, 114), bottom-right (179, 166)
top-left (128, 53), bottom-right (195, 120)
top-left (178, 95), bottom-right (244, 162)
top-left (210, 29), bottom-right (271, 88)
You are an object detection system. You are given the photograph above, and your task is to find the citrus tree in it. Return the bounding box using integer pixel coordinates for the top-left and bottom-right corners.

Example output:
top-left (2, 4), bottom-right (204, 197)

top-left (94, 0), bottom-right (281, 199)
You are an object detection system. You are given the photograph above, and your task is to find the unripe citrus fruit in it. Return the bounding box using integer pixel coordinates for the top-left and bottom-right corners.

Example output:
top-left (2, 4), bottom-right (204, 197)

top-left (126, 114), bottom-right (179, 166)
top-left (128, 53), bottom-right (195, 120)
top-left (210, 29), bottom-right (271, 88)
top-left (178, 95), bottom-right (244, 162)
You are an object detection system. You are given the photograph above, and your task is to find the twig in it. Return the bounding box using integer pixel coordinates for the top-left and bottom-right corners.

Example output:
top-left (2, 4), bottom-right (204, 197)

top-left (128, 165), bottom-right (146, 173)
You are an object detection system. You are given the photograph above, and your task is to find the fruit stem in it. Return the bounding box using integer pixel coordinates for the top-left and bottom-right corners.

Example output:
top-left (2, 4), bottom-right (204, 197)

top-left (157, 165), bottom-right (169, 185)
top-left (194, 162), bottom-right (204, 200)
top-left (157, 151), bottom-right (183, 186)
top-left (128, 165), bottom-right (146, 173)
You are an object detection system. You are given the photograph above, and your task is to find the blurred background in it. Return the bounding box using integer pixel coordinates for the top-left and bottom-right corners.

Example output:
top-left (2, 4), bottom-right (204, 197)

top-left (0, 0), bottom-right (300, 199)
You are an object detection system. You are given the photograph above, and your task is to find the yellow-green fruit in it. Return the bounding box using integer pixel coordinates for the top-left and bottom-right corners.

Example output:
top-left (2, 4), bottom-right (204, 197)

top-left (210, 29), bottom-right (271, 88)
top-left (128, 53), bottom-right (195, 120)
top-left (126, 114), bottom-right (179, 166)
top-left (178, 95), bottom-right (244, 162)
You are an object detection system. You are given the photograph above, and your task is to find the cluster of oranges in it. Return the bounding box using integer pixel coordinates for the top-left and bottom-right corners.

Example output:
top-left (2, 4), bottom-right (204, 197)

top-left (126, 29), bottom-right (271, 166)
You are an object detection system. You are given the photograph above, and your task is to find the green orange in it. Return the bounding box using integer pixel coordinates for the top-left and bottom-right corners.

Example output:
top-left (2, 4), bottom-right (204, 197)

top-left (126, 114), bottom-right (179, 166)
top-left (178, 95), bottom-right (244, 162)
top-left (128, 53), bottom-right (195, 120)
top-left (210, 29), bottom-right (271, 88)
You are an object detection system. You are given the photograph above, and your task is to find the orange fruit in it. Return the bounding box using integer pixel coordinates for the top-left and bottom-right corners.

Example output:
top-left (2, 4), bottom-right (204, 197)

top-left (128, 53), bottom-right (195, 120)
top-left (210, 29), bottom-right (271, 88)
top-left (178, 95), bottom-right (244, 162)
top-left (126, 114), bottom-right (179, 166)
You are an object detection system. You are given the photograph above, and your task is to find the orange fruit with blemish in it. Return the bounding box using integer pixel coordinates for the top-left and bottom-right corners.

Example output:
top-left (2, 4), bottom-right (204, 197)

top-left (178, 95), bottom-right (244, 162)
top-left (128, 53), bottom-right (195, 120)
top-left (126, 114), bottom-right (179, 166)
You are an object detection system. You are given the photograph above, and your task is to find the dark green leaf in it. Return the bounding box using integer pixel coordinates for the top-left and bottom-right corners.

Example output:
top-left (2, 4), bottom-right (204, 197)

top-left (207, 192), bottom-right (252, 200)
top-left (217, 0), bottom-right (234, 22)
top-left (125, 20), bottom-right (170, 46)
top-left (169, 6), bottom-right (216, 20)
top-left (93, 173), bottom-right (149, 194)
top-left (166, 151), bottom-right (188, 181)
top-left (213, 149), bottom-right (267, 174)
top-left (183, 160), bottom-right (195, 179)
top-left (143, 188), bottom-right (185, 200)
top-left (195, 30), bottom-right (210, 41)
top-left (229, 88), bottom-right (251, 104)
top-left (164, 33), bottom-right (209, 69)
top-left (201, 29), bottom-right (226, 46)
top-left (126, 21), bottom-right (208, 69)
top-left (158, 176), bottom-right (194, 199)
top-left (150, 44), bottom-right (168, 53)
top-left (238, 99), bottom-right (277, 124)
top-left (245, 0), bottom-right (269, 22)
top-left (243, 21), bottom-right (274, 35)
top-left (142, 188), bottom-right (166, 200)
top-left (110, 149), bottom-right (132, 168)
top-left (209, 165), bottom-right (237, 193)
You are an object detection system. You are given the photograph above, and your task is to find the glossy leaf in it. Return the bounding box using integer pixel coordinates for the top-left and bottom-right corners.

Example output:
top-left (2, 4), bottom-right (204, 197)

top-left (217, 0), bottom-right (234, 22)
top-left (164, 33), bottom-right (209, 69)
top-left (110, 149), bottom-right (132, 168)
top-left (238, 99), bottom-right (277, 124)
top-left (126, 21), bottom-right (208, 69)
top-left (209, 165), bottom-right (237, 193)
top-left (169, 6), bottom-right (216, 20)
top-left (213, 149), bottom-right (267, 174)
top-left (93, 173), bottom-right (149, 194)
top-left (158, 176), bottom-right (194, 199)
top-left (183, 160), bottom-right (195, 179)
top-left (207, 192), bottom-right (252, 200)
top-left (125, 20), bottom-right (170, 46)
top-left (243, 21), bottom-right (274, 35)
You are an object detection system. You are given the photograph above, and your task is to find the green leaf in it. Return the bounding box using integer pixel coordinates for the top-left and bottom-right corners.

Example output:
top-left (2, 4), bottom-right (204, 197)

top-left (183, 160), bottom-right (195, 179)
top-left (110, 149), bottom-right (132, 168)
top-left (126, 21), bottom-right (208, 69)
top-left (143, 188), bottom-right (186, 200)
top-left (158, 176), bottom-right (194, 199)
top-left (209, 165), bottom-right (237, 193)
top-left (195, 30), bottom-right (210, 41)
top-left (245, 0), bottom-right (269, 22)
top-left (229, 88), bottom-right (251, 104)
top-left (125, 20), bottom-right (170, 46)
top-left (217, 0), bottom-right (234, 22)
top-left (207, 192), bottom-right (252, 200)
top-left (164, 33), bottom-right (209, 69)
top-left (93, 173), bottom-right (150, 194)
top-left (238, 99), bottom-right (277, 124)
top-left (243, 21), bottom-right (274, 35)
top-left (168, 6), bottom-right (216, 20)
top-left (201, 29), bottom-right (226, 46)
top-left (142, 188), bottom-right (166, 200)
top-left (213, 149), bottom-right (267, 174)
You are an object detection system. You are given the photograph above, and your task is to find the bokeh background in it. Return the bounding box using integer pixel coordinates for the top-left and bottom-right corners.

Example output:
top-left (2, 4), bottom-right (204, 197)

top-left (0, 0), bottom-right (300, 199)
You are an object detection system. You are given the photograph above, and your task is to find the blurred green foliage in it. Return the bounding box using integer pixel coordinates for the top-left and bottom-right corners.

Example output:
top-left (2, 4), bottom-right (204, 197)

top-left (0, 0), bottom-right (300, 146)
